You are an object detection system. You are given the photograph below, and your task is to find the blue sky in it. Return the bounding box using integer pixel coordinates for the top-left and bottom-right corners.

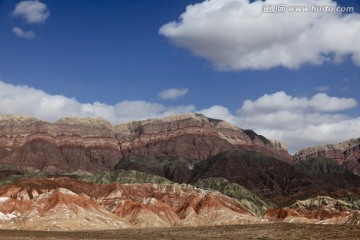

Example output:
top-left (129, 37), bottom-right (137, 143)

top-left (0, 0), bottom-right (360, 153)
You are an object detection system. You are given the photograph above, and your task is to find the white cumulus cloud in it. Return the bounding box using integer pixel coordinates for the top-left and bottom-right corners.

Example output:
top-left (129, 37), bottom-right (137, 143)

top-left (239, 91), bottom-right (357, 115)
top-left (12, 27), bottom-right (35, 39)
top-left (198, 91), bottom-right (360, 153)
top-left (159, 88), bottom-right (189, 100)
top-left (159, 0), bottom-right (360, 70)
top-left (0, 81), bottom-right (195, 124)
top-left (12, 0), bottom-right (50, 24)
top-left (228, 92), bottom-right (360, 153)
top-left (198, 105), bottom-right (236, 124)
top-left (1, 81), bottom-right (359, 153)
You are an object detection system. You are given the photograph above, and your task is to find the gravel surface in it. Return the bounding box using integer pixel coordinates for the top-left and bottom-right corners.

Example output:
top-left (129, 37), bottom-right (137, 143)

top-left (0, 224), bottom-right (359, 240)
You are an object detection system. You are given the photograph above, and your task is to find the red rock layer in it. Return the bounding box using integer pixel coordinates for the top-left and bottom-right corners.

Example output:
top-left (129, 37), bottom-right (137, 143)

top-left (0, 114), bottom-right (291, 173)
top-left (0, 177), bottom-right (261, 230)
top-left (264, 196), bottom-right (360, 224)
top-left (294, 138), bottom-right (360, 174)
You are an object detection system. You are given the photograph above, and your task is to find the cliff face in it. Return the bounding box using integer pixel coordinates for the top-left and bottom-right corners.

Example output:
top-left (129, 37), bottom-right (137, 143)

top-left (293, 138), bottom-right (360, 174)
top-left (0, 115), bottom-right (120, 173)
top-left (114, 113), bottom-right (291, 162)
top-left (0, 113), bottom-right (291, 173)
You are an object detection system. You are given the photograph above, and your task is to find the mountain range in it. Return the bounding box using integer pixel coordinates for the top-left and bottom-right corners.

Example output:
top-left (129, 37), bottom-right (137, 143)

top-left (0, 113), bottom-right (359, 230)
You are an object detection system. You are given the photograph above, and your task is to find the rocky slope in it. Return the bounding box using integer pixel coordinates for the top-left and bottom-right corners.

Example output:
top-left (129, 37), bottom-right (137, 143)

top-left (0, 170), bottom-right (274, 218)
top-left (265, 196), bottom-right (360, 225)
top-left (77, 169), bottom-right (173, 185)
top-left (0, 176), bottom-right (359, 230)
top-left (114, 150), bottom-right (360, 207)
top-left (0, 177), bottom-right (263, 230)
top-left (191, 150), bottom-right (360, 207)
top-left (114, 155), bottom-right (195, 183)
top-left (294, 138), bottom-right (360, 174)
top-left (294, 157), bottom-right (360, 189)
top-left (192, 177), bottom-right (275, 216)
top-left (1, 113), bottom-right (359, 230)
top-left (0, 113), bottom-right (291, 174)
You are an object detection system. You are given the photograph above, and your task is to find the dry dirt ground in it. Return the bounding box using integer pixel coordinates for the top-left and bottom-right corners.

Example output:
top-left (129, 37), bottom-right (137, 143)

top-left (0, 224), bottom-right (359, 240)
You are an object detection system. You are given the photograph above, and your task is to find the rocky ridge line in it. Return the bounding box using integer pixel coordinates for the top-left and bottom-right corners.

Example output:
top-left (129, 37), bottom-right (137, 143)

top-left (0, 113), bottom-right (292, 174)
top-left (293, 138), bottom-right (360, 174)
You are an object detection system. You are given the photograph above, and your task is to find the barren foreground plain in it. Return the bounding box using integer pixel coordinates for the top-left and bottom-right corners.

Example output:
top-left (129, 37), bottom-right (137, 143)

top-left (0, 224), bottom-right (359, 240)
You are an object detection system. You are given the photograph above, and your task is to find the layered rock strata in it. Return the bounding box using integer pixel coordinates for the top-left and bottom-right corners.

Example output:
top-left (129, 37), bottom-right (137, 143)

top-left (294, 138), bottom-right (360, 174)
top-left (0, 113), bottom-right (291, 174)
top-left (0, 177), bottom-right (262, 230)
top-left (0, 177), bottom-right (359, 230)
top-left (265, 196), bottom-right (360, 225)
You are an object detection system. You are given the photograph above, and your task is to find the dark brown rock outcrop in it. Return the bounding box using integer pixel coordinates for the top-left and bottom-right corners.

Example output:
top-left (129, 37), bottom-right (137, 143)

top-left (188, 150), bottom-right (360, 207)
top-left (0, 113), bottom-right (291, 173)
